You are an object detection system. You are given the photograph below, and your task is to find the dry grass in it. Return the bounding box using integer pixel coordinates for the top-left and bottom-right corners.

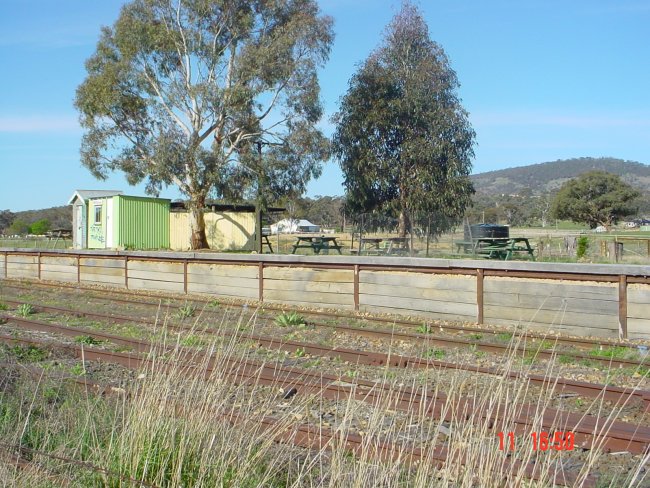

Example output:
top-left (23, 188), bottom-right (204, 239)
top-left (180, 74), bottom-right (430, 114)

top-left (0, 311), bottom-right (648, 487)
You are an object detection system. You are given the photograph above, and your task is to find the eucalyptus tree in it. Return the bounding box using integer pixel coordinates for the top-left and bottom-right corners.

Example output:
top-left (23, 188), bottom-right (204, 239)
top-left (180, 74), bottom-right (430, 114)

top-left (75, 0), bottom-right (333, 249)
top-left (332, 1), bottom-right (475, 238)
top-left (551, 171), bottom-right (640, 229)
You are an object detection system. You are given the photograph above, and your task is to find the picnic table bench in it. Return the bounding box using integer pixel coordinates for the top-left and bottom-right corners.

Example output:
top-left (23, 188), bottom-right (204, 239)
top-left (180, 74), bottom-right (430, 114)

top-left (474, 237), bottom-right (535, 260)
top-left (358, 237), bottom-right (411, 256)
top-left (291, 235), bottom-right (343, 255)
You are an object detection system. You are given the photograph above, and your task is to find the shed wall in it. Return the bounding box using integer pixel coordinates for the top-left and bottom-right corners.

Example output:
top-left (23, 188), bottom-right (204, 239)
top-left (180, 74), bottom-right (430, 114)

top-left (170, 211), bottom-right (254, 251)
top-left (114, 196), bottom-right (170, 249)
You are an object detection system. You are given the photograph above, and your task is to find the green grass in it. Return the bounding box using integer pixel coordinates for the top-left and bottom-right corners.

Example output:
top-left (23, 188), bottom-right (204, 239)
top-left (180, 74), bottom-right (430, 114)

top-left (467, 333), bottom-right (483, 341)
top-left (0, 302), bottom-right (8, 311)
top-left (588, 346), bottom-right (630, 360)
top-left (495, 332), bottom-right (513, 342)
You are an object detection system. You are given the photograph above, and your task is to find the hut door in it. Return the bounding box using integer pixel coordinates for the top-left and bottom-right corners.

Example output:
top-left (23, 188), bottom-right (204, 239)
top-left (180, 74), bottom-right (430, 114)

top-left (75, 206), bottom-right (84, 249)
top-left (106, 202), bottom-right (114, 248)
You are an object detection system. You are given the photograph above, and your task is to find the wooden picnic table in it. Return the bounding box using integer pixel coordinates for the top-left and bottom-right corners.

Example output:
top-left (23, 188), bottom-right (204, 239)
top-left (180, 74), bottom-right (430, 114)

top-left (359, 237), bottom-right (384, 255)
top-left (474, 237), bottom-right (535, 260)
top-left (291, 235), bottom-right (343, 255)
top-left (385, 237), bottom-right (410, 256)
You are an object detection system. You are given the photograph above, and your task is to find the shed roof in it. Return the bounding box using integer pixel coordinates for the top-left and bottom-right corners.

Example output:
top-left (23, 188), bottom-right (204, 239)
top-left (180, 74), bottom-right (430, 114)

top-left (68, 190), bottom-right (123, 205)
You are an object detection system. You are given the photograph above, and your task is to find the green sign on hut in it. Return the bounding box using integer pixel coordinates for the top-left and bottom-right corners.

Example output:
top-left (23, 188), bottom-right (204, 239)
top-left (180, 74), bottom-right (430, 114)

top-left (68, 191), bottom-right (170, 250)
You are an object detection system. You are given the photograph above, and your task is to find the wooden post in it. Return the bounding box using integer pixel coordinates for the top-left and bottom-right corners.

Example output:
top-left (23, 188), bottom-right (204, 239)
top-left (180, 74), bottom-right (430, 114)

top-left (183, 260), bottom-right (188, 294)
top-left (476, 268), bottom-right (484, 325)
top-left (618, 275), bottom-right (628, 340)
top-left (258, 262), bottom-right (264, 302)
top-left (353, 264), bottom-right (360, 311)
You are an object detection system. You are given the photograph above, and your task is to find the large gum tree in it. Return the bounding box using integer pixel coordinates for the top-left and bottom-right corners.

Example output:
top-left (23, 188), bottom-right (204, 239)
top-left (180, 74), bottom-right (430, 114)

top-left (75, 0), bottom-right (333, 249)
top-left (332, 1), bottom-right (475, 239)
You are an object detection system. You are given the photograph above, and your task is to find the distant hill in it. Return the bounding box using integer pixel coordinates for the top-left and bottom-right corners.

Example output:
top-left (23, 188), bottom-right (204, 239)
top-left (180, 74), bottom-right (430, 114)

top-left (471, 157), bottom-right (650, 195)
top-left (15, 206), bottom-right (71, 230)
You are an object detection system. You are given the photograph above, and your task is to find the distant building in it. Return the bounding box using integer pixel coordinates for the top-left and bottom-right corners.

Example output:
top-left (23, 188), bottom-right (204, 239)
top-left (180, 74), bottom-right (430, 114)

top-left (270, 218), bottom-right (320, 234)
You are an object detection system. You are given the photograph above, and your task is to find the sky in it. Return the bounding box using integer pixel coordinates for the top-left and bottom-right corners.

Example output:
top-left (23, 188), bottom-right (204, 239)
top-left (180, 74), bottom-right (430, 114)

top-left (1, 0), bottom-right (649, 212)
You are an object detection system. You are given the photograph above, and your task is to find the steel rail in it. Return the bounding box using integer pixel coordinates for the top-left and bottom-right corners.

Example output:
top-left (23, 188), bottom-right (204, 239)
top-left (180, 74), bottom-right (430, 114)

top-left (2, 301), bottom-right (649, 409)
top-left (1, 293), bottom-right (647, 371)
top-left (1, 329), bottom-right (648, 456)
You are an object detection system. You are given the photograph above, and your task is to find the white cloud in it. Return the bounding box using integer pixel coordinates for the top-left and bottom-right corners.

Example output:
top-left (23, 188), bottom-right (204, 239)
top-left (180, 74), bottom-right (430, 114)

top-left (0, 116), bottom-right (80, 133)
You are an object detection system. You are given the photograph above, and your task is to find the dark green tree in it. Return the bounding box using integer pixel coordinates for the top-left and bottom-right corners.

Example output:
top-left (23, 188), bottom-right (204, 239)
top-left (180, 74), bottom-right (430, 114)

top-left (76, 0), bottom-right (333, 249)
top-left (0, 210), bottom-right (16, 234)
top-left (551, 171), bottom-right (640, 229)
top-left (332, 1), bottom-right (475, 238)
top-left (8, 219), bottom-right (29, 236)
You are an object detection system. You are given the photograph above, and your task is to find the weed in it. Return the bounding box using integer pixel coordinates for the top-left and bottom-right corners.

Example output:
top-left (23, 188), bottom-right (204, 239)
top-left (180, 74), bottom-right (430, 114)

top-left (177, 304), bottom-right (197, 319)
top-left (0, 302), bottom-right (8, 311)
top-left (16, 303), bottom-right (35, 317)
top-left (180, 334), bottom-right (206, 347)
top-left (588, 346), bottom-right (629, 359)
top-left (275, 311), bottom-right (306, 327)
top-left (294, 347), bottom-right (306, 358)
top-left (558, 354), bottom-right (574, 365)
top-left (574, 398), bottom-right (584, 408)
top-left (539, 340), bottom-right (554, 350)
top-left (468, 333), bottom-right (483, 341)
top-left (522, 351), bottom-right (538, 365)
top-left (495, 332), bottom-right (513, 342)
top-left (208, 300), bottom-right (221, 308)
top-left (425, 348), bottom-right (446, 359)
top-left (11, 345), bottom-right (47, 362)
top-left (70, 363), bottom-right (86, 376)
top-left (416, 323), bottom-right (432, 334)
top-left (74, 335), bottom-right (102, 346)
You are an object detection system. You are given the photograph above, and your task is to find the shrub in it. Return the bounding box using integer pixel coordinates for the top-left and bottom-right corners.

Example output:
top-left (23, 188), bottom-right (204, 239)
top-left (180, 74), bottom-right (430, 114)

top-left (576, 236), bottom-right (589, 259)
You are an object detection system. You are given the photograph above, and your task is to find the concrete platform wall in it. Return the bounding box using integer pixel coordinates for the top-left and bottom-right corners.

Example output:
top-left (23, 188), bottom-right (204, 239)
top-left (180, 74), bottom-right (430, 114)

top-left (1, 249), bottom-right (648, 340)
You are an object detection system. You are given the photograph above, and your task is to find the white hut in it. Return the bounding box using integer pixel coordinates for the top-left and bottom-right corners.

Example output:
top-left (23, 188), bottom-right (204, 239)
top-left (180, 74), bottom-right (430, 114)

top-left (271, 218), bottom-right (320, 234)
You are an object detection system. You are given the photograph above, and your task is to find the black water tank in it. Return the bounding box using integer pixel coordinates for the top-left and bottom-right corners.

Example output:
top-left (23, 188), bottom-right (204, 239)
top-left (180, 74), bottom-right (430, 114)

top-left (465, 224), bottom-right (509, 240)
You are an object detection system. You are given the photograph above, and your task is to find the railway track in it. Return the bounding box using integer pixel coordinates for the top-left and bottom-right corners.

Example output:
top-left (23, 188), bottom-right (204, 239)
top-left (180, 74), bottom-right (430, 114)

top-left (2, 319), bottom-right (649, 457)
top-left (2, 363), bottom-right (596, 488)
top-left (1, 283), bottom-right (647, 372)
top-left (2, 306), bottom-right (649, 410)
top-left (2, 278), bottom-right (644, 352)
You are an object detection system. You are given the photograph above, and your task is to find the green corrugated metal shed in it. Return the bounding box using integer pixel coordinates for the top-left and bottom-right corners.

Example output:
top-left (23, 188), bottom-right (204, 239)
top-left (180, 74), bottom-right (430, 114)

top-left (81, 194), bottom-right (170, 250)
top-left (113, 195), bottom-right (170, 249)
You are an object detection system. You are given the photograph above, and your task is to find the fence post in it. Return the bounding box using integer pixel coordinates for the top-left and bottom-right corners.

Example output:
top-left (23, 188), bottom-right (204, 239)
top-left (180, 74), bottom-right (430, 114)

top-left (258, 262), bottom-right (264, 302)
top-left (476, 268), bottom-right (484, 325)
top-left (124, 255), bottom-right (129, 289)
top-left (618, 275), bottom-right (628, 340)
top-left (354, 264), bottom-right (360, 311)
top-left (183, 259), bottom-right (188, 294)
top-left (37, 252), bottom-right (41, 280)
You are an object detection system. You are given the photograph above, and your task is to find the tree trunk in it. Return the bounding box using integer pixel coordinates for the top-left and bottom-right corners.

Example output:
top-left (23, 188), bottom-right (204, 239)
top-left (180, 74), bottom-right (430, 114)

top-left (188, 194), bottom-right (209, 250)
top-left (398, 210), bottom-right (410, 238)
